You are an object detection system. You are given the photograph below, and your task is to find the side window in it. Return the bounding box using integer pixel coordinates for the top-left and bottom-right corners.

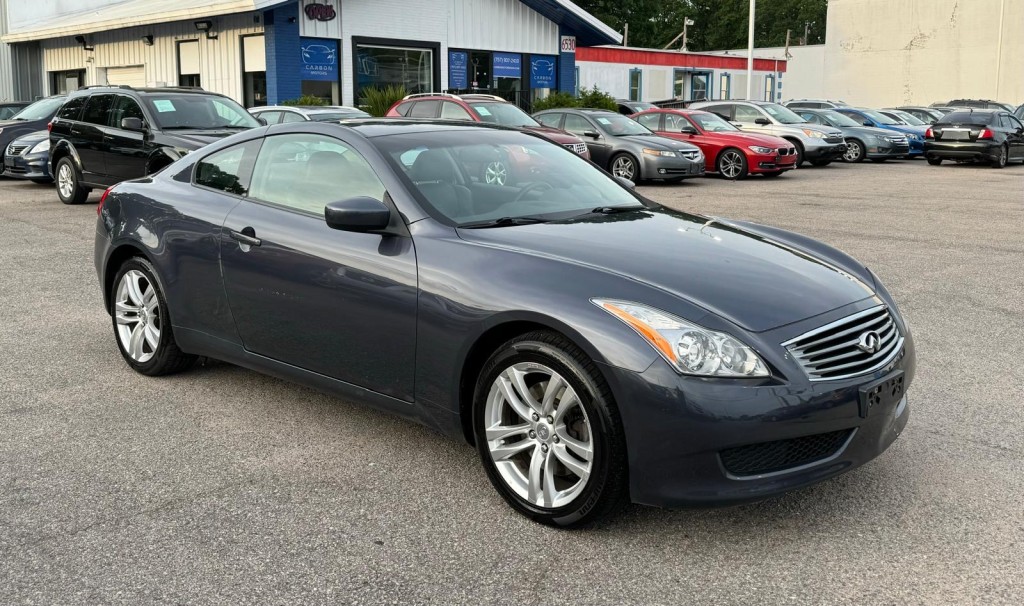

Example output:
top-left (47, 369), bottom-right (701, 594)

top-left (664, 114), bottom-right (688, 131)
top-left (56, 96), bottom-right (87, 121)
top-left (733, 105), bottom-right (763, 122)
top-left (1008, 115), bottom-right (1023, 131)
top-left (440, 101), bottom-right (472, 121)
top-left (635, 113), bottom-right (662, 131)
top-left (394, 102), bottom-right (413, 116)
top-left (536, 113), bottom-right (562, 128)
top-left (81, 94), bottom-right (115, 125)
top-left (562, 114), bottom-right (593, 136)
top-left (248, 134), bottom-right (387, 215)
top-left (409, 100), bottom-right (439, 118)
top-left (110, 96), bottom-right (145, 129)
top-left (278, 111), bottom-right (306, 123)
top-left (257, 111), bottom-right (282, 125)
top-left (194, 139), bottom-right (262, 196)
top-left (703, 104), bottom-right (732, 120)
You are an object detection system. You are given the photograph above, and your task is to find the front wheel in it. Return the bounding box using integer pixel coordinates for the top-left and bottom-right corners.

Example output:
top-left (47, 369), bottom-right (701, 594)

top-left (927, 157), bottom-right (942, 166)
top-left (610, 153), bottom-right (639, 183)
top-left (474, 331), bottom-right (628, 527)
top-left (55, 157), bottom-right (90, 205)
top-left (717, 148), bottom-right (748, 180)
top-left (110, 257), bottom-right (196, 376)
top-left (992, 145), bottom-right (1008, 169)
top-left (842, 139), bottom-right (865, 162)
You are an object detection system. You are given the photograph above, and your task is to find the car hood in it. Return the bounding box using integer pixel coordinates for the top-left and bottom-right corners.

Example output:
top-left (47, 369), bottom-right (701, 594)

top-left (884, 124), bottom-right (928, 136)
top-left (159, 129), bottom-right (244, 150)
top-left (620, 134), bottom-right (700, 152)
top-left (521, 125), bottom-right (584, 145)
top-left (698, 131), bottom-right (792, 148)
top-left (12, 130), bottom-right (49, 145)
top-left (458, 207), bottom-right (875, 332)
top-left (842, 125), bottom-right (901, 138)
top-left (0, 118), bottom-right (48, 143)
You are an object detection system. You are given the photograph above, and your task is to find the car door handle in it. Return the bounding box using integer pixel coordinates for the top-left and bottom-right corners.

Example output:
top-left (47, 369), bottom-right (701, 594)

top-left (229, 229), bottom-right (262, 247)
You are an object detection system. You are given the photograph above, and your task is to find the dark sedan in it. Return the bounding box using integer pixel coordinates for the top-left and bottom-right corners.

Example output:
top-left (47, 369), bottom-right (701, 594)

top-left (2, 130), bottom-right (51, 183)
top-left (924, 109), bottom-right (1024, 167)
top-left (0, 102), bottom-right (29, 120)
top-left (95, 120), bottom-right (914, 527)
top-left (0, 95), bottom-right (65, 177)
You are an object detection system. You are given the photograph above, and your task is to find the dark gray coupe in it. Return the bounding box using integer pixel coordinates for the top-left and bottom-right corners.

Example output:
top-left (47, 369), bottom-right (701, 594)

top-left (95, 120), bottom-right (914, 527)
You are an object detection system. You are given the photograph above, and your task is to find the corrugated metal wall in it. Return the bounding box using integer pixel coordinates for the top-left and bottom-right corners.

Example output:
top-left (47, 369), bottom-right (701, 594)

top-left (40, 12), bottom-right (264, 103)
top-left (0, 0), bottom-right (13, 100)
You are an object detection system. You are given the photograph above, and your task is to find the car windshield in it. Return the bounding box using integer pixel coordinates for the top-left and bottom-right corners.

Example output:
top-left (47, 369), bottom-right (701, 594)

top-left (11, 97), bottom-right (65, 121)
top-left (939, 112), bottom-right (994, 126)
top-left (819, 111), bottom-right (861, 127)
top-left (470, 103), bottom-right (540, 127)
top-left (690, 112), bottom-right (738, 132)
top-left (892, 111), bottom-right (925, 125)
top-left (760, 103), bottom-right (807, 124)
top-left (309, 111), bottom-right (370, 121)
top-left (591, 113), bottom-right (652, 135)
top-left (859, 109), bottom-right (897, 125)
top-left (141, 94), bottom-right (261, 130)
top-left (630, 102), bottom-right (658, 111)
top-left (373, 130), bottom-right (644, 226)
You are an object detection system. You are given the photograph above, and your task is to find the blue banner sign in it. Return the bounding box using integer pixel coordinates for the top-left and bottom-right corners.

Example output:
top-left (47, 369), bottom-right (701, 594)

top-left (493, 52), bottom-right (522, 79)
top-left (530, 55), bottom-right (557, 89)
top-left (300, 38), bottom-right (338, 81)
top-left (449, 51), bottom-right (468, 89)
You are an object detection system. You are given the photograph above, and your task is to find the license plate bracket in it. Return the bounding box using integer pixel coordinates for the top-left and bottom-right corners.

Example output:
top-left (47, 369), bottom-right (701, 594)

top-left (858, 370), bottom-right (905, 419)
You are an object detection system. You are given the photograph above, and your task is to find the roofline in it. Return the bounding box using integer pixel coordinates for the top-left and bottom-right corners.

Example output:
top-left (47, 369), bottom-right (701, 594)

top-left (554, 0), bottom-right (622, 45)
top-left (1, 0), bottom-right (288, 43)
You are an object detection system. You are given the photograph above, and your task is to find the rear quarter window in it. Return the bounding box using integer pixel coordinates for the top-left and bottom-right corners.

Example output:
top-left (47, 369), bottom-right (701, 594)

top-left (394, 102), bottom-right (414, 117)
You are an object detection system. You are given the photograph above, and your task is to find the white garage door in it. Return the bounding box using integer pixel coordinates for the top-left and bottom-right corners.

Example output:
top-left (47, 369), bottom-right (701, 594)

top-left (106, 66), bottom-right (146, 88)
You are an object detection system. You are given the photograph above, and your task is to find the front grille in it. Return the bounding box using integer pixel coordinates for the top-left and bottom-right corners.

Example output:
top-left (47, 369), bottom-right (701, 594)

top-left (563, 142), bottom-right (588, 156)
top-left (825, 135), bottom-right (844, 144)
top-left (720, 429), bottom-right (853, 476)
top-left (778, 147), bottom-right (795, 156)
top-left (680, 150), bottom-right (701, 161)
top-left (6, 143), bottom-right (29, 156)
top-left (783, 305), bottom-right (904, 381)
top-left (5, 164), bottom-right (26, 174)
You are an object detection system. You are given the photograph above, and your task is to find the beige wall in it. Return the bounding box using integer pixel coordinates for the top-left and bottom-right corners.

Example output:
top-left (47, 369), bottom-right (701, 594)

top-left (823, 0), bottom-right (1023, 106)
top-left (707, 45), bottom-right (826, 103)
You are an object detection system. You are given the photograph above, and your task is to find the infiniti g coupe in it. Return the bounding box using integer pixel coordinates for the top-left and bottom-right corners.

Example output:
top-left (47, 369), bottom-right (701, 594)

top-left (95, 120), bottom-right (914, 527)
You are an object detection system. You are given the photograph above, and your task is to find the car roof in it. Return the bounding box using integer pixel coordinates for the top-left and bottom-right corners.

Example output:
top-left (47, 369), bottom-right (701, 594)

top-left (327, 118), bottom-right (532, 138)
top-left (67, 86), bottom-right (227, 99)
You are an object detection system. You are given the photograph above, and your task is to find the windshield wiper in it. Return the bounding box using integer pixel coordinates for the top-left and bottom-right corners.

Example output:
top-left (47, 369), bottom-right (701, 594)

top-left (459, 216), bottom-right (551, 229)
top-left (590, 205), bottom-right (646, 214)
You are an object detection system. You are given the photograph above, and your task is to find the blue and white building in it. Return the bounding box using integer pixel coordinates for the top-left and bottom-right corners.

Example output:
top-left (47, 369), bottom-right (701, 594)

top-left (0, 0), bottom-right (620, 106)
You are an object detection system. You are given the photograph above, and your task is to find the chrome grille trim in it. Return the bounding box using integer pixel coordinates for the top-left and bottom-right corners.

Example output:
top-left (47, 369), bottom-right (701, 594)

top-left (7, 143), bottom-right (29, 156)
top-left (563, 142), bottom-right (588, 156)
top-left (680, 151), bottom-right (701, 160)
top-left (782, 305), bottom-right (904, 381)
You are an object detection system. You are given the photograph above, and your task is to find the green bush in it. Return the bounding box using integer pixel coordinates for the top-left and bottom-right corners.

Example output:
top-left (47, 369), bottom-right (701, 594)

top-left (280, 94), bottom-right (327, 107)
top-left (360, 85), bottom-right (408, 117)
top-left (576, 85), bottom-right (618, 111)
top-left (531, 91), bottom-right (580, 112)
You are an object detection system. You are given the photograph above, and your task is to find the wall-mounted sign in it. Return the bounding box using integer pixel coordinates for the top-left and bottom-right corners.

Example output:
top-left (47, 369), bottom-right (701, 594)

top-left (530, 55), bottom-right (557, 89)
top-left (304, 1), bottom-right (337, 22)
top-left (300, 38), bottom-right (338, 81)
top-left (493, 52), bottom-right (522, 79)
top-left (560, 36), bottom-right (576, 54)
top-left (449, 51), bottom-right (468, 89)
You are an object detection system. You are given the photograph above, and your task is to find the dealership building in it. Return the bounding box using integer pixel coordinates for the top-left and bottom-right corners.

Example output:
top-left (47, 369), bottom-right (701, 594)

top-left (0, 0), bottom-right (620, 107)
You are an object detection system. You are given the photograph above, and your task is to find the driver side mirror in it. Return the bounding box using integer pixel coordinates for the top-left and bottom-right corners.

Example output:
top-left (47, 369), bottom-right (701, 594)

top-left (862, 120), bottom-right (872, 127)
top-left (583, 130), bottom-right (601, 139)
top-left (614, 176), bottom-right (636, 190)
top-left (679, 124), bottom-right (698, 134)
top-left (754, 117), bottom-right (771, 125)
top-left (120, 117), bottom-right (146, 132)
top-left (255, 116), bottom-right (268, 126)
top-left (325, 197), bottom-right (391, 233)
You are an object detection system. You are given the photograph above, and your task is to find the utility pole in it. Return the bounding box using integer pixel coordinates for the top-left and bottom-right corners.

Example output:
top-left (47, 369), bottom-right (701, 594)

top-left (804, 21), bottom-right (811, 45)
top-left (746, 0), bottom-right (755, 100)
top-left (682, 18), bottom-right (694, 51)
top-left (623, 23), bottom-right (629, 47)
top-left (784, 29), bottom-right (792, 59)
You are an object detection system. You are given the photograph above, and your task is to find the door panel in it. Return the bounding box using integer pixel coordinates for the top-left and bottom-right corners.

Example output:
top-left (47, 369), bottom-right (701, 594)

top-left (76, 94), bottom-right (116, 181)
top-left (105, 95), bottom-right (150, 180)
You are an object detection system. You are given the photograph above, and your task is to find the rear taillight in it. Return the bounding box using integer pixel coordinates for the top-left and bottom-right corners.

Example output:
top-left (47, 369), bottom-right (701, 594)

top-left (978, 128), bottom-right (994, 139)
top-left (925, 127), bottom-right (933, 138)
top-left (97, 185), bottom-right (115, 215)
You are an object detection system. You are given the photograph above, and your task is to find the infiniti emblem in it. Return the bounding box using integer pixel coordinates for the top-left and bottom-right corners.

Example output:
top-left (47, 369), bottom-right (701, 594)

top-left (857, 331), bottom-right (881, 354)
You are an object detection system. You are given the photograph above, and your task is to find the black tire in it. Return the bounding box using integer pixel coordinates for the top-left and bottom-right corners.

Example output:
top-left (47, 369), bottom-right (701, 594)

top-left (473, 331), bottom-right (628, 528)
top-left (110, 257), bottom-right (196, 376)
top-left (609, 153), bottom-right (640, 183)
top-left (761, 170), bottom-right (784, 178)
top-left (842, 139), bottom-right (865, 163)
top-left (992, 145), bottom-right (1008, 169)
top-left (54, 156), bottom-right (90, 205)
top-left (716, 147), bottom-right (748, 180)
top-left (787, 140), bottom-right (805, 166)
top-left (927, 157), bottom-right (942, 166)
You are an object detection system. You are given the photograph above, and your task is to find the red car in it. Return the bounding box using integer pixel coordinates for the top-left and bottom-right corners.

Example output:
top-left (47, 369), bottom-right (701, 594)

top-left (387, 93), bottom-right (589, 185)
top-left (631, 109), bottom-right (798, 179)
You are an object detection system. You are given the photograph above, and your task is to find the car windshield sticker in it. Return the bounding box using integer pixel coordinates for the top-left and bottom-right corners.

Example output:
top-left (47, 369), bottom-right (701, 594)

top-left (596, 118), bottom-right (611, 125)
top-left (153, 100), bottom-right (176, 112)
top-left (476, 106), bottom-right (492, 116)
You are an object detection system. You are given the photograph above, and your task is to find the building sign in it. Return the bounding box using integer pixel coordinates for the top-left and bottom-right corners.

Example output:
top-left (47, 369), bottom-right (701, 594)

top-left (304, 1), bottom-right (336, 21)
top-left (530, 55), bottom-right (557, 89)
top-left (300, 38), bottom-right (338, 81)
top-left (493, 52), bottom-right (521, 79)
top-left (449, 51), bottom-right (468, 89)
top-left (560, 36), bottom-right (576, 54)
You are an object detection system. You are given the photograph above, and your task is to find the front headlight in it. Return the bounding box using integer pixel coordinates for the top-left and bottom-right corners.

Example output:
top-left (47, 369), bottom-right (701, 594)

top-left (748, 145), bottom-right (773, 154)
top-left (593, 299), bottom-right (769, 378)
top-left (801, 129), bottom-right (827, 139)
top-left (642, 148), bottom-right (676, 157)
top-left (29, 139), bottom-right (50, 154)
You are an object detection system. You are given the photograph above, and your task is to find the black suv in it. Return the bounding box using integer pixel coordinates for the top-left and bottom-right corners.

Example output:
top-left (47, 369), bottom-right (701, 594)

top-left (49, 86), bottom-right (260, 204)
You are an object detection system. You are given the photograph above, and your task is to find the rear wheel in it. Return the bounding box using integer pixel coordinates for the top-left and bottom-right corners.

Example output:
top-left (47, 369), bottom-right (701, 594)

top-left (842, 139), bottom-right (865, 162)
top-left (474, 331), bottom-right (628, 527)
top-left (716, 148), bottom-right (748, 180)
top-left (927, 157), bottom-right (942, 166)
top-left (55, 157), bottom-right (90, 205)
top-left (992, 144), bottom-right (1008, 169)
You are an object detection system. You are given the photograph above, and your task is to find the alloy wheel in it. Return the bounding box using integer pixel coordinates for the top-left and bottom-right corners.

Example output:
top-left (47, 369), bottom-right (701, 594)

top-left (484, 363), bottom-right (594, 509)
top-left (843, 140), bottom-right (863, 162)
top-left (719, 150), bottom-right (744, 178)
top-left (612, 156), bottom-right (636, 181)
top-left (484, 161), bottom-right (508, 185)
top-left (114, 270), bottom-right (162, 363)
top-left (57, 163), bottom-right (74, 200)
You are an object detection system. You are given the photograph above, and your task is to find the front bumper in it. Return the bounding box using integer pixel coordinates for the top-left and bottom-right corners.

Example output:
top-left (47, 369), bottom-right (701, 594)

top-left (2, 150), bottom-right (51, 180)
top-left (802, 141), bottom-right (847, 161)
top-left (602, 323), bottom-right (916, 508)
top-left (749, 151), bottom-right (798, 173)
top-left (642, 155), bottom-right (705, 180)
top-left (865, 141), bottom-right (911, 159)
top-left (924, 141), bottom-right (1000, 162)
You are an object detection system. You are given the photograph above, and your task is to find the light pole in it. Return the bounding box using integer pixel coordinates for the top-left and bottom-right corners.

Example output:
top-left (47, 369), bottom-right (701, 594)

top-left (682, 18), bottom-right (695, 51)
top-left (746, 0), bottom-right (755, 100)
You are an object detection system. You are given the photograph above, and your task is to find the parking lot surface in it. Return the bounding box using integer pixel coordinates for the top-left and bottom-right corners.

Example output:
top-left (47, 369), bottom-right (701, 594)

top-left (1, 160), bottom-right (1022, 605)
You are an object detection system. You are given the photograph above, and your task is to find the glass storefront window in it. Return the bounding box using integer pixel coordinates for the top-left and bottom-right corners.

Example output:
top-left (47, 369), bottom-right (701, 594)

top-left (355, 44), bottom-right (434, 102)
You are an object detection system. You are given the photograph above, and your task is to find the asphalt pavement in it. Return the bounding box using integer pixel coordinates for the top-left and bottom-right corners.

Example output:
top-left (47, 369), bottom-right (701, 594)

top-left (1, 158), bottom-right (1022, 605)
